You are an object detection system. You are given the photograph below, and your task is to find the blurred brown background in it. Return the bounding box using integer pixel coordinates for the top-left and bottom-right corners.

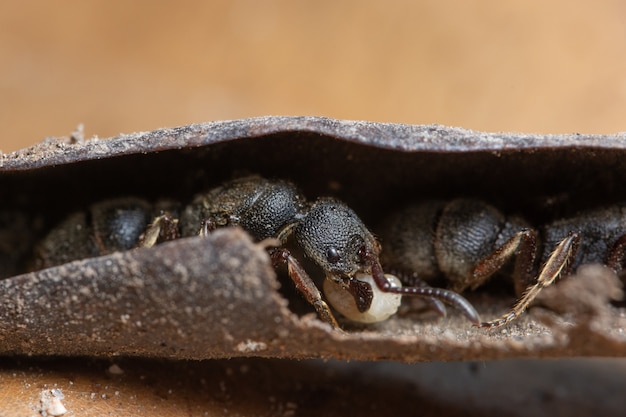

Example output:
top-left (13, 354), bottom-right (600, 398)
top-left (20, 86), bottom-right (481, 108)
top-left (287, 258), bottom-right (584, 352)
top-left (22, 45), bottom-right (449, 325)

top-left (2, 3), bottom-right (626, 415)
top-left (1, 0), bottom-right (626, 153)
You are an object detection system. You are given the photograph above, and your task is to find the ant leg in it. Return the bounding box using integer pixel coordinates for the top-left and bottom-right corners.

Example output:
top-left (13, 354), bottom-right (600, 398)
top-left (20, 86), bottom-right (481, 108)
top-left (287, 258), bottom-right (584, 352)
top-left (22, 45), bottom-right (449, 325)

top-left (390, 270), bottom-right (448, 318)
top-left (198, 213), bottom-right (239, 237)
top-left (471, 229), bottom-right (538, 297)
top-left (369, 259), bottom-right (480, 325)
top-left (139, 213), bottom-right (180, 248)
top-left (480, 232), bottom-right (581, 328)
top-left (606, 234), bottom-right (626, 276)
top-left (199, 218), bottom-right (219, 237)
top-left (271, 248), bottom-right (342, 330)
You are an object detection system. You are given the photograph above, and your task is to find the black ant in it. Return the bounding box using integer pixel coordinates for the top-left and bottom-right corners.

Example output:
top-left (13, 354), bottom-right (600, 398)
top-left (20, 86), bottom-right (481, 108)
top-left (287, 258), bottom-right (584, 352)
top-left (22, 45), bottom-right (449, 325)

top-left (34, 177), bottom-right (480, 329)
top-left (379, 199), bottom-right (626, 327)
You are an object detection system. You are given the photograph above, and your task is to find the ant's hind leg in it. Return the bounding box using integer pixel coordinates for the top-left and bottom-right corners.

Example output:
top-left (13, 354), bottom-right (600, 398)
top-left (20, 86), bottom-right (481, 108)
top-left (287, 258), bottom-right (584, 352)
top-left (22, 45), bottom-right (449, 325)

top-left (471, 229), bottom-right (539, 297)
top-left (606, 234), bottom-right (626, 277)
top-left (480, 232), bottom-right (581, 328)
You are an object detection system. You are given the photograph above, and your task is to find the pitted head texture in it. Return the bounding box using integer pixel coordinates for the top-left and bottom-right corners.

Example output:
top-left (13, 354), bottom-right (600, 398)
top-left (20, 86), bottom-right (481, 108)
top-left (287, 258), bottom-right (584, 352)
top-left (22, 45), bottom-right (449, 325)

top-left (295, 198), bottom-right (378, 277)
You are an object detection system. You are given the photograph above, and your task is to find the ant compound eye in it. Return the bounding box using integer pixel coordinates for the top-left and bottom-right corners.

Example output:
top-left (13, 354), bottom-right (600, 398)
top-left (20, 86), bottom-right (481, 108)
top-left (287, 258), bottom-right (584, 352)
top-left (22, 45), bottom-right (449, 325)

top-left (326, 247), bottom-right (341, 264)
top-left (357, 245), bottom-right (369, 262)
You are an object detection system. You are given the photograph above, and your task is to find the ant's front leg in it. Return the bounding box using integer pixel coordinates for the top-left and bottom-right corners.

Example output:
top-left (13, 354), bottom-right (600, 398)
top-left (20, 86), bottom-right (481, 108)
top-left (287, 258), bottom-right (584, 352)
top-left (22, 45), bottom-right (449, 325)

top-left (270, 247), bottom-right (342, 330)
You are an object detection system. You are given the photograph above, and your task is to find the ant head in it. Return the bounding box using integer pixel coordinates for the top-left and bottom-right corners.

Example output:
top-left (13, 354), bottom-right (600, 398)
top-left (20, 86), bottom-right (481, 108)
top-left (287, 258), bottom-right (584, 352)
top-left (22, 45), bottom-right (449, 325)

top-left (294, 198), bottom-right (383, 311)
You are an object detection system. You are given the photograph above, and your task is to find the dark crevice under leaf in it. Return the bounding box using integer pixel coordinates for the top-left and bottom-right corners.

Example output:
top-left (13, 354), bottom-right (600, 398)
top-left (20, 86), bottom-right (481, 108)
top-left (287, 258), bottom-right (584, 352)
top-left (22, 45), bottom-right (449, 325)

top-left (0, 116), bottom-right (625, 360)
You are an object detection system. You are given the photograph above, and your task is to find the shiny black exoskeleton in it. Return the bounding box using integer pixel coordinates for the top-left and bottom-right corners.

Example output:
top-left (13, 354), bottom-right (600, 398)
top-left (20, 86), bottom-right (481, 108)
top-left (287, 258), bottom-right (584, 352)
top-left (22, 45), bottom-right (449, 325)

top-left (34, 198), bottom-right (179, 270)
top-left (179, 177), bottom-right (478, 328)
top-left (34, 177), bottom-right (480, 329)
top-left (380, 199), bottom-right (626, 328)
